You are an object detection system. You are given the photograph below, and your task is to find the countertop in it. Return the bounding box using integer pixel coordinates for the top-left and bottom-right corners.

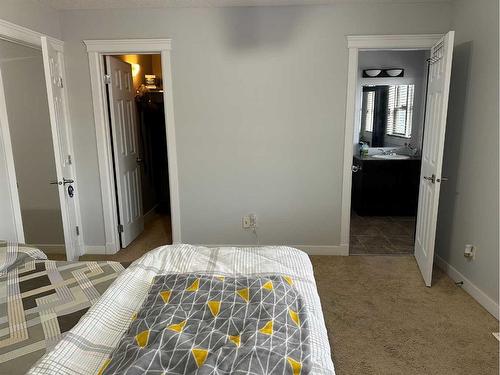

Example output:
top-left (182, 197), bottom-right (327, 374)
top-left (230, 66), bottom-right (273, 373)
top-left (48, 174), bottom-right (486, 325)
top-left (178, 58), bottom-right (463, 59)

top-left (354, 154), bottom-right (421, 161)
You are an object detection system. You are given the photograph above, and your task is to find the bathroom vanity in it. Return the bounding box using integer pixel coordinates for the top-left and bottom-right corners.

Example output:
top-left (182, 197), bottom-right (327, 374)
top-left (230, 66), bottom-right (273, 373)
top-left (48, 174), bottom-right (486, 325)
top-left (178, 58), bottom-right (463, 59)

top-left (352, 154), bottom-right (421, 216)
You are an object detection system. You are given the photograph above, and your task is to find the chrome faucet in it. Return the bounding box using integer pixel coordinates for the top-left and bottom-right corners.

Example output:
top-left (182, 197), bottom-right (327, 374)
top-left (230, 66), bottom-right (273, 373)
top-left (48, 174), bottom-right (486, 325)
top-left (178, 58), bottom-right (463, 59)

top-left (378, 148), bottom-right (393, 155)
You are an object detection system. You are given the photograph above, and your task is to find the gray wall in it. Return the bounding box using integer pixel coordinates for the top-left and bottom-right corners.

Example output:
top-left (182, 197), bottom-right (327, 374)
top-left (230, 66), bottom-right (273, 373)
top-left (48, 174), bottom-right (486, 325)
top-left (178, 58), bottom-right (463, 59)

top-left (0, 40), bottom-right (65, 246)
top-left (59, 3), bottom-right (452, 247)
top-left (436, 0), bottom-right (499, 305)
top-left (0, 0), bottom-right (61, 38)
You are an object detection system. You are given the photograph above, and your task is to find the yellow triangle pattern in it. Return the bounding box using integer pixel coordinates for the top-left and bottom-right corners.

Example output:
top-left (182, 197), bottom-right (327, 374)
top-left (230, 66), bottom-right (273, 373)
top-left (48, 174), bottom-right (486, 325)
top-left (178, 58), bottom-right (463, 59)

top-left (236, 288), bottom-right (250, 302)
top-left (131, 312), bottom-right (137, 321)
top-left (215, 275), bottom-right (225, 281)
top-left (283, 276), bottom-right (293, 286)
top-left (207, 300), bottom-right (221, 317)
top-left (262, 281), bottom-right (273, 291)
top-left (186, 279), bottom-right (200, 292)
top-left (159, 290), bottom-right (171, 304)
top-left (228, 335), bottom-right (241, 347)
top-left (287, 357), bottom-right (302, 375)
top-left (289, 309), bottom-right (300, 327)
top-left (135, 330), bottom-right (150, 348)
top-left (259, 320), bottom-right (273, 335)
top-left (192, 348), bottom-right (208, 367)
top-left (167, 320), bottom-right (187, 333)
top-left (97, 358), bottom-right (111, 375)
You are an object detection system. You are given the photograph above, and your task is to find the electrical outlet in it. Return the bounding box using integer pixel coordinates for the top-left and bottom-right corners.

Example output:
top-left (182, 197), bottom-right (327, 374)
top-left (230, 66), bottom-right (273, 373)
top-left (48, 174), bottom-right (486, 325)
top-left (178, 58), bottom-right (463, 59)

top-left (464, 244), bottom-right (476, 259)
top-left (242, 214), bottom-right (257, 229)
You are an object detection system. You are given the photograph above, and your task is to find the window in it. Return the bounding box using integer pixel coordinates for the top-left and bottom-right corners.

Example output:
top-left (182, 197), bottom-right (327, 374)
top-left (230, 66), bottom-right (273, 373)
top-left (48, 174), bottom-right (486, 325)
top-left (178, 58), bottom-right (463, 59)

top-left (386, 84), bottom-right (414, 138)
top-left (363, 90), bottom-right (375, 132)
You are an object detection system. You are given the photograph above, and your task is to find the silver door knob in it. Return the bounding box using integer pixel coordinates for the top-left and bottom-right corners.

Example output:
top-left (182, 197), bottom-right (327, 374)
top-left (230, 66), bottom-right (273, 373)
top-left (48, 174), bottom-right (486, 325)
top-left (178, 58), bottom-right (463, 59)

top-left (63, 178), bottom-right (74, 185)
top-left (50, 180), bottom-right (62, 185)
top-left (436, 177), bottom-right (448, 183)
top-left (423, 174), bottom-right (436, 183)
top-left (136, 157), bottom-right (143, 164)
top-left (352, 165), bottom-right (361, 173)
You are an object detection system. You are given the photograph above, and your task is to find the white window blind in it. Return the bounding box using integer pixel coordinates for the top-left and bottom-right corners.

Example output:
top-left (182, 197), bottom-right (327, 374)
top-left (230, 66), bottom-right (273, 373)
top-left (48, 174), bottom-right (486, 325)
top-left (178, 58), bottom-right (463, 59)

top-left (364, 91), bottom-right (375, 132)
top-left (386, 85), bottom-right (414, 138)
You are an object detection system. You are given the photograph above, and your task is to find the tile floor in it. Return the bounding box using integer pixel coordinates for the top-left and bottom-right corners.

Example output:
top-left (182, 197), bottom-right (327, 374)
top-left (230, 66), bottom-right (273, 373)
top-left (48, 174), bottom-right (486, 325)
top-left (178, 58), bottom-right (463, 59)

top-left (350, 212), bottom-right (416, 255)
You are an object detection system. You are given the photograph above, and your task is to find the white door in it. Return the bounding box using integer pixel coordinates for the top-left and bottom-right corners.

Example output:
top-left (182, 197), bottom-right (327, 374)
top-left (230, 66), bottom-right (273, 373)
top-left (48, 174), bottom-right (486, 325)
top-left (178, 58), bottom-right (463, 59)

top-left (41, 36), bottom-right (83, 260)
top-left (105, 56), bottom-right (143, 248)
top-left (414, 31), bottom-right (455, 286)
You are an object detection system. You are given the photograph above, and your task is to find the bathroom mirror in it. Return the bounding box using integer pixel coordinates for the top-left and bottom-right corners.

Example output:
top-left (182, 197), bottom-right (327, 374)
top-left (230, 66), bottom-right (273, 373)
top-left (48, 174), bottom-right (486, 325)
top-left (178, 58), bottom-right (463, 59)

top-left (359, 84), bottom-right (415, 147)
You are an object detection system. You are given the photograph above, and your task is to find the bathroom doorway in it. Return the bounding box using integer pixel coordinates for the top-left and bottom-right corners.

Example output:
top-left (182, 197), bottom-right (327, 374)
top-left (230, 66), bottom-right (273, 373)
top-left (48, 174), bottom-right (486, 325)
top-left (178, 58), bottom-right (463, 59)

top-left (342, 32), bottom-right (455, 286)
top-left (350, 50), bottom-right (429, 255)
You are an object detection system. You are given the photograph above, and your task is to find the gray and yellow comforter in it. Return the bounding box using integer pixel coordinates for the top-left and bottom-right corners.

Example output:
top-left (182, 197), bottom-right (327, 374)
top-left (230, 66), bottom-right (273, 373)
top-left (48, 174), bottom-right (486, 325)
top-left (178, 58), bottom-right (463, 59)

top-left (101, 273), bottom-right (311, 375)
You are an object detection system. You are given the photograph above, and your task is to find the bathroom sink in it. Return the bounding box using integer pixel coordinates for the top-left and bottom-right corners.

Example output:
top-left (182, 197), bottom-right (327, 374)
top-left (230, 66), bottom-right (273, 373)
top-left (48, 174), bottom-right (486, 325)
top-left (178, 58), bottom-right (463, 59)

top-left (372, 154), bottom-right (410, 160)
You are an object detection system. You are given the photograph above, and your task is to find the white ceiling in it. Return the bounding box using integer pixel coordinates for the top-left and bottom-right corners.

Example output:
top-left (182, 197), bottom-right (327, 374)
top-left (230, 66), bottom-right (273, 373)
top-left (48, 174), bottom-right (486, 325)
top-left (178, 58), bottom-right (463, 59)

top-left (37, 0), bottom-right (451, 10)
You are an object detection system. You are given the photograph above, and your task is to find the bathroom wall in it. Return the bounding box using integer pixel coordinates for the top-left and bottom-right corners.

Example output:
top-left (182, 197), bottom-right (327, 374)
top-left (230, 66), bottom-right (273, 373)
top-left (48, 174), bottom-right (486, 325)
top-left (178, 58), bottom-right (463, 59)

top-left (355, 50), bottom-right (430, 152)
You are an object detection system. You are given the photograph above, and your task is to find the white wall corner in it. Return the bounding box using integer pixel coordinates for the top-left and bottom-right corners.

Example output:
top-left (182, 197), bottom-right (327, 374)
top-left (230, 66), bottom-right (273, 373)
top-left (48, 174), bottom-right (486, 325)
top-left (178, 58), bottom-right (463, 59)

top-left (435, 255), bottom-right (499, 320)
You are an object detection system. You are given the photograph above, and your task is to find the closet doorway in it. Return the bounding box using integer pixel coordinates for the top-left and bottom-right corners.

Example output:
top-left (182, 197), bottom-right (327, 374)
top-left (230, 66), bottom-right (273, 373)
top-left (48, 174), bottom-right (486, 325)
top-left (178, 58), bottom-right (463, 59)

top-left (85, 39), bottom-right (180, 256)
top-left (104, 53), bottom-right (172, 253)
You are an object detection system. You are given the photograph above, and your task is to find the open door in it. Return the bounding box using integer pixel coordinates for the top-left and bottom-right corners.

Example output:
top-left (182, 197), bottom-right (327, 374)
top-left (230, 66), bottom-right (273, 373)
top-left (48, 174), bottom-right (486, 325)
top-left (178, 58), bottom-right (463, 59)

top-left (41, 36), bottom-right (82, 260)
top-left (105, 56), bottom-right (143, 248)
top-left (414, 31), bottom-right (455, 286)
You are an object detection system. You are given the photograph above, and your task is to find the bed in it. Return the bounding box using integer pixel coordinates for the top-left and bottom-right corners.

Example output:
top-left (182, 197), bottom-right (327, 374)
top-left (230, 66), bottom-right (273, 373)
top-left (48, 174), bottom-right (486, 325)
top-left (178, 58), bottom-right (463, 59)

top-left (27, 244), bottom-right (335, 374)
top-left (0, 242), bottom-right (128, 374)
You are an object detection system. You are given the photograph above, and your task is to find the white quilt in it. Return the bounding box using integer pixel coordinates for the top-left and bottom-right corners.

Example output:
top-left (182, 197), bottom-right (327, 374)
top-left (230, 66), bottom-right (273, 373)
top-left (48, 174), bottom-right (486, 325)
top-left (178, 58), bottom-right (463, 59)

top-left (28, 245), bottom-right (335, 374)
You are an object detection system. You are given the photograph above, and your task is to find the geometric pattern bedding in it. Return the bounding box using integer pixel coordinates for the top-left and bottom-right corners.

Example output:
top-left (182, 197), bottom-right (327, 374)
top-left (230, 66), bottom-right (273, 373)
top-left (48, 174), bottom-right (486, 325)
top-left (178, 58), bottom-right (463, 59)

top-left (101, 273), bottom-right (311, 375)
top-left (0, 242), bottom-right (128, 374)
top-left (28, 245), bottom-right (335, 375)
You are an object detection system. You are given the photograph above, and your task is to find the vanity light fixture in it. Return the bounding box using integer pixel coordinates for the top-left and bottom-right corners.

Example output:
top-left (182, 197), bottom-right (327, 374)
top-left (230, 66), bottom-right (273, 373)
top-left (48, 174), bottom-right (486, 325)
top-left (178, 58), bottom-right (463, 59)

top-left (362, 68), bottom-right (405, 78)
top-left (364, 69), bottom-right (382, 77)
top-left (385, 69), bottom-right (404, 77)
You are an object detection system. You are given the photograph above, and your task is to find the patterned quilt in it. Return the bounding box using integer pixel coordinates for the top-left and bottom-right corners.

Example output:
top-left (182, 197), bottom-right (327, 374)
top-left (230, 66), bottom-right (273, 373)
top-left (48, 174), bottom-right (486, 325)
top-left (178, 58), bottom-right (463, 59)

top-left (0, 242), bottom-right (127, 374)
top-left (101, 273), bottom-right (311, 375)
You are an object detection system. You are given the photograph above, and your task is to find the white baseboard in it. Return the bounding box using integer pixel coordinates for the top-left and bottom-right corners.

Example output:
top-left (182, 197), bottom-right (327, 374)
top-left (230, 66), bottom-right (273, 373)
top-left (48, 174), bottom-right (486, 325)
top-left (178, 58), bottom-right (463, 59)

top-left (435, 255), bottom-right (499, 320)
top-left (86, 245), bottom-right (107, 255)
top-left (30, 243), bottom-right (65, 254)
top-left (198, 244), bottom-right (349, 256)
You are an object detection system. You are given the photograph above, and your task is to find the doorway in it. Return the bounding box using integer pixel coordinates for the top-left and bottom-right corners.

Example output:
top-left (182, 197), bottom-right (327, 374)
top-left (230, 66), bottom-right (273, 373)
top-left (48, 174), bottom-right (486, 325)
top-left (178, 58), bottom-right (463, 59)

top-left (0, 38), bottom-right (65, 255)
top-left (342, 33), bottom-right (455, 286)
top-left (104, 53), bottom-right (172, 251)
top-left (350, 50), bottom-right (429, 255)
top-left (0, 30), bottom-right (82, 261)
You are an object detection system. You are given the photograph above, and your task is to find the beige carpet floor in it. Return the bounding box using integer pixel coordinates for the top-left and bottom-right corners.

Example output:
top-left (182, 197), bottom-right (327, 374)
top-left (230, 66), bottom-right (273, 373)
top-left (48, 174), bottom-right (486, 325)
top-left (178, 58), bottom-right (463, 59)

top-left (310, 255), bottom-right (499, 375)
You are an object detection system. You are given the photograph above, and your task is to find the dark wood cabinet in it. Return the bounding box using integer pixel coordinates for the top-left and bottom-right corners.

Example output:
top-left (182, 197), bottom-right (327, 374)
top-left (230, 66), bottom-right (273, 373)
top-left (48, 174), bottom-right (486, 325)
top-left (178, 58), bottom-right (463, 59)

top-left (352, 155), bottom-right (421, 216)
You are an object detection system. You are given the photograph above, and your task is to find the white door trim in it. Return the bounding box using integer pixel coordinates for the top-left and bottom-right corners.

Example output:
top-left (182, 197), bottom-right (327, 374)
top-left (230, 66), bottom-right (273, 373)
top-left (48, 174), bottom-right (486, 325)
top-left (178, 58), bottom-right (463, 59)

top-left (0, 18), bottom-right (83, 256)
top-left (341, 34), bottom-right (443, 249)
top-left (84, 39), bottom-right (181, 254)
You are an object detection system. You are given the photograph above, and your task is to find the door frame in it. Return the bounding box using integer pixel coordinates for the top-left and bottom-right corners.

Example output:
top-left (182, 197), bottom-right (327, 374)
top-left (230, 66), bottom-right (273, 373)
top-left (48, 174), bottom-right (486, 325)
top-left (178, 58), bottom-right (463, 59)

top-left (0, 18), bottom-right (84, 257)
top-left (341, 34), bottom-right (443, 252)
top-left (84, 39), bottom-right (180, 254)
